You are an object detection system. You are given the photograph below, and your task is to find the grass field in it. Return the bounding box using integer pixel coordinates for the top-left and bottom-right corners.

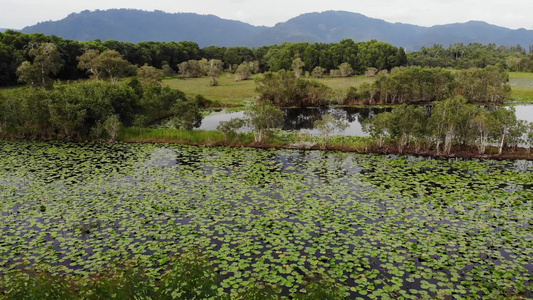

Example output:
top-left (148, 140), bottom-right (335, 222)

top-left (509, 72), bottom-right (533, 102)
top-left (163, 74), bottom-right (375, 106)
top-left (164, 72), bottom-right (533, 105)
top-left (163, 74), bottom-right (259, 106)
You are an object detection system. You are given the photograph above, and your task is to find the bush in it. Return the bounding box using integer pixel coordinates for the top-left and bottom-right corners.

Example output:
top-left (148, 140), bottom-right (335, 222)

top-left (255, 71), bottom-right (331, 107)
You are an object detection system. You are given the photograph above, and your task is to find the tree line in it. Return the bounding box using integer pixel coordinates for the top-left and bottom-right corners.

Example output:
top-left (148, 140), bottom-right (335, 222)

top-left (253, 66), bottom-right (510, 107)
top-left (354, 66), bottom-right (510, 105)
top-left (0, 30), bottom-right (408, 86)
top-left (407, 43), bottom-right (533, 71)
top-left (364, 97), bottom-right (533, 155)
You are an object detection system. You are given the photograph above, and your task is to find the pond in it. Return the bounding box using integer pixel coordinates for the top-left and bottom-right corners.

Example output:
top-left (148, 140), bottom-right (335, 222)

top-left (198, 105), bottom-right (533, 136)
top-left (0, 140), bottom-right (531, 298)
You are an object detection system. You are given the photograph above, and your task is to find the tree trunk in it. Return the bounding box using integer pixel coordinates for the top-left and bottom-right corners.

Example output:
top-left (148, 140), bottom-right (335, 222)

top-left (498, 133), bottom-right (506, 155)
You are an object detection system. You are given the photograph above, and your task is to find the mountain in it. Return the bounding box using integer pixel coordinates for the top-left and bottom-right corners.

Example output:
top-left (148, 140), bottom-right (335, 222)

top-left (21, 9), bottom-right (533, 50)
top-left (21, 9), bottom-right (265, 47)
top-left (251, 11), bottom-right (424, 48)
top-left (255, 11), bottom-right (533, 50)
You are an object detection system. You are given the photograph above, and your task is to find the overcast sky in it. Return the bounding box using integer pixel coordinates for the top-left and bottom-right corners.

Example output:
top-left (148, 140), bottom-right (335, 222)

top-left (1, 0), bottom-right (532, 30)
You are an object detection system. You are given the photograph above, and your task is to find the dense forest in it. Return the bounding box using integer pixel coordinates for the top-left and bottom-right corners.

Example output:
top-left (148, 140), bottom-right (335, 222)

top-left (2, 30), bottom-right (531, 87)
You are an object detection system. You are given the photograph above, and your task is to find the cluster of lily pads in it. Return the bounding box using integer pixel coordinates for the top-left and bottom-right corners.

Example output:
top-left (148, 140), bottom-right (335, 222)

top-left (0, 140), bottom-right (531, 299)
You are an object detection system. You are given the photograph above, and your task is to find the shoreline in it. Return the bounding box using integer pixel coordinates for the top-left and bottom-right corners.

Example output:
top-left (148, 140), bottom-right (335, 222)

top-left (2, 133), bottom-right (531, 161)
top-left (119, 136), bottom-right (533, 161)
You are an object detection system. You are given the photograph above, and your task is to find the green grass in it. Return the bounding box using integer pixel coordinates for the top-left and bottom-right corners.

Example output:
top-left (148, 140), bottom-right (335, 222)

top-left (509, 72), bottom-right (533, 102)
top-left (120, 127), bottom-right (254, 144)
top-left (163, 74), bottom-right (376, 106)
top-left (315, 75), bottom-right (375, 92)
top-left (163, 74), bottom-right (259, 106)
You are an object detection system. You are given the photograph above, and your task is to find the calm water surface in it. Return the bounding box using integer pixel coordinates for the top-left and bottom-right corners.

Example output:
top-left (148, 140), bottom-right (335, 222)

top-left (198, 105), bottom-right (533, 136)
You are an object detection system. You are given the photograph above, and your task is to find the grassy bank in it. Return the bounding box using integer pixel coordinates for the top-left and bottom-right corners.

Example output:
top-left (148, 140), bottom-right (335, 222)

top-left (119, 127), bottom-right (533, 161)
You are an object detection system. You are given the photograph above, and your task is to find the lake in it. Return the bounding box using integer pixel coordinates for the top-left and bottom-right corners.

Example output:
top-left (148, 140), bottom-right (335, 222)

top-left (0, 140), bottom-right (531, 298)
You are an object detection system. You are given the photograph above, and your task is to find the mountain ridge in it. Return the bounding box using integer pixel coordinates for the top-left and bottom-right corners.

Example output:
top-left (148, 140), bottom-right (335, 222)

top-left (20, 9), bottom-right (533, 50)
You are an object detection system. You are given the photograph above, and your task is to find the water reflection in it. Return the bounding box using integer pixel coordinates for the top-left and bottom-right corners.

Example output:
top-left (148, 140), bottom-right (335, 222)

top-left (198, 105), bottom-right (533, 137)
top-left (199, 107), bottom-right (392, 136)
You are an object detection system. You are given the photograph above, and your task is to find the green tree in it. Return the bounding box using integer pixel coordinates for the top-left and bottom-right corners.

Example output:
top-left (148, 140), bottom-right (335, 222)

top-left (429, 96), bottom-right (472, 155)
top-left (291, 57), bottom-right (305, 78)
top-left (490, 107), bottom-right (519, 155)
top-left (469, 108), bottom-right (494, 154)
top-left (103, 114), bottom-right (122, 142)
top-left (207, 59), bottom-right (223, 86)
top-left (457, 66), bottom-right (511, 103)
top-left (392, 105), bottom-right (428, 152)
top-left (16, 43), bottom-right (63, 88)
top-left (235, 62), bottom-right (252, 81)
top-left (244, 103), bottom-right (284, 143)
top-left (77, 49), bottom-right (134, 82)
top-left (314, 113), bottom-right (349, 148)
top-left (217, 118), bottom-right (246, 141)
top-left (311, 66), bottom-right (326, 78)
top-left (177, 61), bottom-right (188, 78)
top-left (137, 65), bottom-right (164, 86)
top-left (141, 85), bottom-right (187, 123)
top-left (527, 122), bottom-right (533, 156)
top-left (169, 101), bottom-right (202, 130)
top-left (256, 71), bottom-right (330, 107)
top-left (338, 62), bottom-right (353, 77)
top-left (363, 111), bottom-right (393, 148)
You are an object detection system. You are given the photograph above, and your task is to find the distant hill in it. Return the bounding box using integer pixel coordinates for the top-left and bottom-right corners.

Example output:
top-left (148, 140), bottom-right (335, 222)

top-left (21, 9), bottom-right (265, 47)
top-left (21, 9), bottom-right (533, 50)
top-left (255, 11), bottom-right (533, 50)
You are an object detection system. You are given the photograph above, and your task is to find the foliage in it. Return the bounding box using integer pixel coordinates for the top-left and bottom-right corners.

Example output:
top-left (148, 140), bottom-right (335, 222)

top-left (159, 250), bottom-right (220, 299)
top-left (0, 270), bottom-right (76, 300)
top-left (291, 57), bottom-right (305, 78)
top-left (457, 66), bottom-right (511, 103)
top-left (178, 59), bottom-right (208, 78)
top-left (137, 64), bottom-right (165, 86)
top-left (0, 81), bottom-right (141, 139)
top-left (353, 66), bottom-right (510, 104)
top-left (311, 66), bottom-right (326, 78)
top-left (255, 71), bottom-right (331, 107)
top-left (366, 66), bottom-right (456, 104)
top-left (103, 114), bottom-right (122, 142)
top-left (140, 85), bottom-right (188, 123)
top-left (0, 80), bottom-right (203, 140)
top-left (407, 43), bottom-right (531, 70)
top-left (235, 62), bottom-right (252, 81)
top-left (243, 102), bottom-right (284, 143)
top-left (313, 113), bottom-right (349, 147)
top-left (169, 100), bottom-right (203, 130)
top-left (207, 59), bottom-right (224, 86)
top-left (77, 49), bottom-right (135, 82)
top-left (338, 62), bottom-right (353, 77)
top-left (16, 42), bottom-right (63, 88)
top-left (217, 117), bottom-right (246, 141)
top-left (363, 97), bottom-right (528, 155)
